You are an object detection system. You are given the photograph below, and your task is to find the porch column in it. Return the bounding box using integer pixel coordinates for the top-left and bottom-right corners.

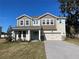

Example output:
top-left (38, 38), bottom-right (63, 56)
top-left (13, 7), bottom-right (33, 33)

top-left (27, 30), bottom-right (30, 41)
top-left (25, 31), bottom-right (27, 41)
top-left (21, 31), bottom-right (24, 41)
top-left (39, 30), bottom-right (41, 40)
top-left (16, 31), bottom-right (19, 41)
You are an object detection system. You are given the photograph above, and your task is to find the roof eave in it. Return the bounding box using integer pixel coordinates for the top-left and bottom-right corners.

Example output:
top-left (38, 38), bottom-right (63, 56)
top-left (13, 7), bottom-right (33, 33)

top-left (38, 12), bottom-right (59, 19)
top-left (16, 14), bottom-right (32, 20)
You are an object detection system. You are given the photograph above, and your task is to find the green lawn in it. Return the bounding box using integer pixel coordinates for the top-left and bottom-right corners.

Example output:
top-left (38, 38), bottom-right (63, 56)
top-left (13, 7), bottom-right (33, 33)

top-left (0, 39), bottom-right (46, 59)
top-left (65, 38), bottom-right (79, 45)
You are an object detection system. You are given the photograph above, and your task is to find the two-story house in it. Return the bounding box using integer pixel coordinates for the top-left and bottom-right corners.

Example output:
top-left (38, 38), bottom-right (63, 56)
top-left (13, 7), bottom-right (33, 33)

top-left (7, 12), bottom-right (66, 41)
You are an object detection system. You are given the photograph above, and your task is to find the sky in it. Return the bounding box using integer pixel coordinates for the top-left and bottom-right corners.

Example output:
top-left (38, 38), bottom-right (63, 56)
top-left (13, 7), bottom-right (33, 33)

top-left (0, 0), bottom-right (61, 32)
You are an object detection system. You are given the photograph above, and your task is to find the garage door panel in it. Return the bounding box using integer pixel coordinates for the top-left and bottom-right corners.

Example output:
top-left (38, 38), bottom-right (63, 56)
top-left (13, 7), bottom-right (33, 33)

top-left (45, 34), bottom-right (62, 40)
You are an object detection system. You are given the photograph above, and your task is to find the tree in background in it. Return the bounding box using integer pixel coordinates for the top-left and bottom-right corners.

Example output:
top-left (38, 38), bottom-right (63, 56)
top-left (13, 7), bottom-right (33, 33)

top-left (58, 0), bottom-right (79, 38)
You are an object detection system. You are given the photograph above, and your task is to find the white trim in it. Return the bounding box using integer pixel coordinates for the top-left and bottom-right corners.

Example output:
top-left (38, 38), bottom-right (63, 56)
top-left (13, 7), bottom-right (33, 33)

top-left (16, 14), bottom-right (32, 19)
top-left (21, 31), bottom-right (24, 41)
top-left (16, 33), bottom-right (19, 41)
top-left (39, 30), bottom-right (41, 40)
top-left (38, 12), bottom-right (59, 19)
top-left (27, 30), bottom-right (30, 41)
top-left (16, 13), bottom-right (66, 20)
top-left (42, 18), bottom-right (54, 25)
top-left (25, 20), bottom-right (29, 26)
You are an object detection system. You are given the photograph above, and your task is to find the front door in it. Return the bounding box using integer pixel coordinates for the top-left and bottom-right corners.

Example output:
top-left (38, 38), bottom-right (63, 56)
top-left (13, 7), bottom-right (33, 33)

top-left (31, 30), bottom-right (39, 40)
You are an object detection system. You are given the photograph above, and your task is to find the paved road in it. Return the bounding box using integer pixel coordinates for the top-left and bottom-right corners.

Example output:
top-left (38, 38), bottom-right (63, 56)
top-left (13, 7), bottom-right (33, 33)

top-left (44, 41), bottom-right (79, 59)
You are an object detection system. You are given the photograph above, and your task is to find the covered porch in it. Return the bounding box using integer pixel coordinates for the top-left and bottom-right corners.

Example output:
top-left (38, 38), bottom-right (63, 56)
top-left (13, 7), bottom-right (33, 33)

top-left (30, 30), bottom-right (41, 41)
top-left (10, 27), bottom-right (41, 41)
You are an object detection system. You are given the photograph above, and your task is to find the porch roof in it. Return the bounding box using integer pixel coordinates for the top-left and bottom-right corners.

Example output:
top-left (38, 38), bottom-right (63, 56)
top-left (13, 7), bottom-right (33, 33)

top-left (11, 26), bottom-right (41, 31)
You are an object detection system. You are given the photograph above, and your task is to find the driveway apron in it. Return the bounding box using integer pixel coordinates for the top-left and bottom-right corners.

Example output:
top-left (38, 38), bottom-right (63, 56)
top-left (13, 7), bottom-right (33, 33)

top-left (44, 41), bottom-right (79, 59)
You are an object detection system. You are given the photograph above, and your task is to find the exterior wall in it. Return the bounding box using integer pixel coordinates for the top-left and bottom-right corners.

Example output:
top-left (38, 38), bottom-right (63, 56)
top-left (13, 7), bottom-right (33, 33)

top-left (17, 16), bottom-right (40, 27)
top-left (31, 20), bottom-right (40, 26)
top-left (56, 18), bottom-right (65, 33)
top-left (40, 15), bottom-right (57, 30)
top-left (18, 18), bottom-right (25, 26)
top-left (56, 18), bottom-right (66, 38)
top-left (40, 18), bottom-right (56, 26)
top-left (17, 16), bottom-right (30, 27)
top-left (25, 18), bottom-right (30, 26)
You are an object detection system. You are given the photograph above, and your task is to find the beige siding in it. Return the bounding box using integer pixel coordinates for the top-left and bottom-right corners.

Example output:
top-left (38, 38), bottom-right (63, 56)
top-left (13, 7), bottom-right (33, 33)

top-left (39, 14), bottom-right (57, 30)
top-left (56, 19), bottom-right (66, 34)
top-left (17, 16), bottom-right (30, 27)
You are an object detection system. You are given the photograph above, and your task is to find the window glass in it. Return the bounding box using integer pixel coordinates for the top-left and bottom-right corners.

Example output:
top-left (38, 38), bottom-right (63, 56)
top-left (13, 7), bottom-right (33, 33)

top-left (33, 20), bottom-right (35, 24)
top-left (59, 20), bottom-right (62, 23)
top-left (33, 20), bottom-right (38, 24)
top-left (20, 21), bottom-right (23, 25)
top-left (26, 21), bottom-right (29, 25)
top-left (43, 20), bottom-right (45, 24)
top-left (47, 20), bottom-right (49, 24)
top-left (51, 20), bottom-right (53, 24)
top-left (36, 20), bottom-right (38, 24)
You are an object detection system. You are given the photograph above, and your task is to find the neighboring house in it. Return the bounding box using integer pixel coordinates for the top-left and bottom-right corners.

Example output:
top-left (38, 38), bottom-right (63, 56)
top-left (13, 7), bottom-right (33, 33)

top-left (0, 26), bottom-right (2, 38)
top-left (1, 32), bottom-right (8, 38)
top-left (7, 12), bottom-right (66, 41)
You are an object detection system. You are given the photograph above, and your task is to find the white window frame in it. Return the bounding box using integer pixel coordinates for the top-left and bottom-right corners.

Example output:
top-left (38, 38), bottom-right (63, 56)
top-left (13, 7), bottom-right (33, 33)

top-left (36, 20), bottom-right (38, 24)
top-left (26, 20), bottom-right (29, 25)
top-left (42, 20), bottom-right (45, 25)
top-left (47, 19), bottom-right (49, 24)
top-left (20, 21), bottom-right (23, 25)
top-left (51, 19), bottom-right (54, 24)
top-left (33, 20), bottom-right (35, 24)
top-left (42, 19), bottom-right (54, 25)
top-left (33, 20), bottom-right (38, 24)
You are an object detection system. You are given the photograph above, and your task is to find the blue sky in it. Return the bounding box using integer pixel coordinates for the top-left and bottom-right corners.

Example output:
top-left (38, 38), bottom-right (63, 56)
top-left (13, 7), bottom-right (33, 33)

top-left (0, 0), bottom-right (61, 32)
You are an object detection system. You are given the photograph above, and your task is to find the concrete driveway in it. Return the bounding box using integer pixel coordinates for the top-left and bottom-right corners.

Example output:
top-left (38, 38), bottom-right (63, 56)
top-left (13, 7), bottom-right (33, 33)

top-left (44, 41), bottom-right (79, 59)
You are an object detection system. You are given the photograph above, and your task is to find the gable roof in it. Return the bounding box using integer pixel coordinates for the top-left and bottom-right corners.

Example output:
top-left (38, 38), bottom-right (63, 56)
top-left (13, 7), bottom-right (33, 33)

top-left (38, 12), bottom-right (59, 19)
top-left (31, 16), bottom-right (39, 18)
top-left (16, 14), bottom-right (32, 19)
top-left (16, 12), bottom-right (66, 20)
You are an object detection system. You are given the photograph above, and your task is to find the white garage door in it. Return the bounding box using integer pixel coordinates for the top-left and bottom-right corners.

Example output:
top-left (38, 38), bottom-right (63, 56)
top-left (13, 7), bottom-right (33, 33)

top-left (45, 33), bottom-right (62, 40)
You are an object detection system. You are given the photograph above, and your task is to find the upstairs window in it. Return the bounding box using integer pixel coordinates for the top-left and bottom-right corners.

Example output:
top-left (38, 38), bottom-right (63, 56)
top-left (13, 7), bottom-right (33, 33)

top-left (33, 20), bottom-right (35, 24)
top-left (43, 20), bottom-right (45, 24)
top-left (36, 20), bottom-right (38, 24)
top-left (33, 20), bottom-right (38, 24)
top-left (51, 20), bottom-right (53, 24)
top-left (47, 20), bottom-right (49, 24)
top-left (26, 21), bottom-right (29, 25)
top-left (20, 21), bottom-right (23, 25)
